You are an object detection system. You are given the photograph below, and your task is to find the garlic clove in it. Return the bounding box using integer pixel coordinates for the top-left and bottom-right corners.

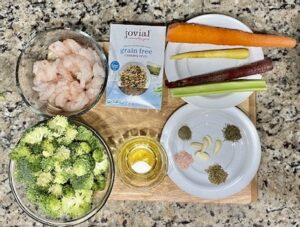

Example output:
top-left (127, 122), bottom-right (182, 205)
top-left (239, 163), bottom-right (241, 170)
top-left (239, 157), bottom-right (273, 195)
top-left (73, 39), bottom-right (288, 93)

top-left (191, 142), bottom-right (203, 150)
top-left (214, 139), bottom-right (222, 154)
top-left (203, 135), bottom-right (212, 145)
top-left (196, 151), bottom-right (210, 160)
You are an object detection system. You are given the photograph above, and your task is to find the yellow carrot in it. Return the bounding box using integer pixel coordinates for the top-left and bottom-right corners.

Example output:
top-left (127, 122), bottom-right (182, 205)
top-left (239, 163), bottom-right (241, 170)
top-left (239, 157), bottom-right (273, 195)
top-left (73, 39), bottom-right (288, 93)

top-left (171, 48), bottom-right (249, 60)
top-left (167, 23), bottom-right (297, 48)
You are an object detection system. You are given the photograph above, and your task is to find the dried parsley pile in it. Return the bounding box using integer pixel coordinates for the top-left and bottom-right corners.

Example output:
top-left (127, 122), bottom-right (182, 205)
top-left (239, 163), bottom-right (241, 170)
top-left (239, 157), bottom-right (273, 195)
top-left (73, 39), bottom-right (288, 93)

top-left (206, 164), bottom-right (228, 185)
top-left (178, 125), bottom-right (192, 140)
top-left (222, 124), bottom-right (241, 142)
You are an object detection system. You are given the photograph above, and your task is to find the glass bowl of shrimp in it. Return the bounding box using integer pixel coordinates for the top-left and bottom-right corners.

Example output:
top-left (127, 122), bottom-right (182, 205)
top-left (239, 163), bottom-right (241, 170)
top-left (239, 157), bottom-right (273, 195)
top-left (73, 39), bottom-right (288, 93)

top-left (16, 28), bottom-right (108, 116)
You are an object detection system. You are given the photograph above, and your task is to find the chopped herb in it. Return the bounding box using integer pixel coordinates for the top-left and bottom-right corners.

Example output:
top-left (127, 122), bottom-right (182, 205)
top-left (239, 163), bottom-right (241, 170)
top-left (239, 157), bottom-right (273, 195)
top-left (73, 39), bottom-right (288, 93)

top-left (178, 125), bottom-right (192, 140)
top-left (223, 124), bottom-right (241, 142)
top-left (206, 164), bottom-right (228, 185)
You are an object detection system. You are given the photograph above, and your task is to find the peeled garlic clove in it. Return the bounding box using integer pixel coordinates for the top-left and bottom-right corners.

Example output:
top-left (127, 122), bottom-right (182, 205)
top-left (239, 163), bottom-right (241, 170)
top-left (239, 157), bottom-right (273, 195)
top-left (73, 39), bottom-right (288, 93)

top-left (214, 139), bottom-right (222, 154)
top-left (202, 138), bottom-right (209, 151)
top-left (203, 135), bottom-right (212, 145)
top-left (196, 151), bottom-right (210, 160)
top-left (191, 142), bottom-right (203, 150)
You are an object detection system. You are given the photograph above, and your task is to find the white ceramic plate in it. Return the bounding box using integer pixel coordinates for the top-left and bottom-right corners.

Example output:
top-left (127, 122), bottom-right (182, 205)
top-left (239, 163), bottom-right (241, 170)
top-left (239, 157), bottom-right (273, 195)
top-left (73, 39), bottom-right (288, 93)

top-left (160, 104), bottom-right (261, 199)
top-left (165, 14), bottom-right (264, 109)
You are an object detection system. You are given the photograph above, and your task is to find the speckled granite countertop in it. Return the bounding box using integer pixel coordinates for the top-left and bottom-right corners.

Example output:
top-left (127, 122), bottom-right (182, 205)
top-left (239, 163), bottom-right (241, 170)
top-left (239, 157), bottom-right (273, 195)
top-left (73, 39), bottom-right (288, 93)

top-left (0, 0), bottom-right (299, 226)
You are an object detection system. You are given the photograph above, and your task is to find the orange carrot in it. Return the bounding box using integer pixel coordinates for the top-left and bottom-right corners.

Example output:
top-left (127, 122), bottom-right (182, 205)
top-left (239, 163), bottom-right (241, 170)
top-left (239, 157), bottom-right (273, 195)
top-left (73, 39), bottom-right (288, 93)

top-left (167, 23), bottom-right (296, 48)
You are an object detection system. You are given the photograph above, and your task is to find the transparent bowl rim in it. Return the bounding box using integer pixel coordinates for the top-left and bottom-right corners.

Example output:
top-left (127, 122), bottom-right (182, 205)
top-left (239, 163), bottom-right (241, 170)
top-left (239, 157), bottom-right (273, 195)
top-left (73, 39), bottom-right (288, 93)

top-left (15, 27), bottom-right (108, 117)
top-left (8, 118), bottom-right (115, 226)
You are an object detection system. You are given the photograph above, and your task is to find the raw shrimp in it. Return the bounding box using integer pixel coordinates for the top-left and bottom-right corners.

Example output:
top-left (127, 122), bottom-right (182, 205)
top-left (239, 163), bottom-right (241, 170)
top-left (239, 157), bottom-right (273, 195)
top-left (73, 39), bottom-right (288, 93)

top-left (32, 82), bottom-right (56, 101)
top-left (78, 48), bottom-right (99, 65)
top-left (62, 54), bottom-right (93, 88)
top-left (64, 92), bottom-right (89, 112)
top-left (93, 62), bottom-right (105, 78)
top-left (55, 90), bottom-right (71, 108)
top-left (48, 41), bottom-right (71, 58)
top-left (86, 75), bottom-right (104, 101)
top-left (63, 39), bottom-right (82, 54)
top-left (33, 60), bottom-right (59, 83)
top-left (69, 81), bottom-right (83, 100)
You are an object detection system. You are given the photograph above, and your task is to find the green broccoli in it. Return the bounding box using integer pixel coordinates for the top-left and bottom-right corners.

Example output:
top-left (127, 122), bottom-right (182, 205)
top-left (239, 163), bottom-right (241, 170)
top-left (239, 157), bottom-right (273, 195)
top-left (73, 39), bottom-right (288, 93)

top-left (41, 139), bottom-right (56, 157)
top-left (41, 195), bottom-right (62, 218)
top-left (53, 146), bottom-right (70, 162)
top-left (41, 158), bottom-right (56, 172)
top-left (15, 158), bottom-right (37, 184)
top-left (63, 185), bottom-right (75, 196)
top-left (93, 155), bottom-right (109, 176)
top-left (48, 184), bottom-right (63, 197)
top-left (58, 126), bottom-right (78, 146)
top-left (53, 171), bottom-right (69, 184)
top-left (75, 142), bottom-right (91, 156)
top-left (20, 126), bottom-right (50, 145)
top-left (36, 171), bottom-right (53, 188)
top-left (47, 116), bottom-right (69, 136)
top-left (72, 156), bottom-right (92, 177)
top-left (93, 174), bottom-right (107, 191)
top-left (70, 173), bottom-right (94, 190)
top-left (89, 136), bottom-right (104, 150)
top-left (26, 186), bottom-right (47, 203)
top-left (31, 143), bottom-right (43, 154)
top-left (92, 148), bottom-right (103, 162)
top-left (9, 144), bottom-right (31, 160)
top-left (75, 126), bottom-right (94, 142)
top-left (26, 154), bottom-right (42, 172)
top-left (62, 189), bottom-right (92, 218)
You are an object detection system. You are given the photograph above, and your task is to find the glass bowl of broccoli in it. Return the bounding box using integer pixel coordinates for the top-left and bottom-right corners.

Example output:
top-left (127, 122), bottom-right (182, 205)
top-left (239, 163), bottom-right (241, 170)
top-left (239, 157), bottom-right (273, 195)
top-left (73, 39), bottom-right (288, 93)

top-left (8, 116), bottom-right (115, 226)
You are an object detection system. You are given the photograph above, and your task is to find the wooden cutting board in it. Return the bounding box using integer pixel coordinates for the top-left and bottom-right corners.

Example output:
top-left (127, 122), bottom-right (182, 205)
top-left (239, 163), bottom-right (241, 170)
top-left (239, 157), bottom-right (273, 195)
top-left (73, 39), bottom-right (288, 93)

top-left (80, 42), bottom-right (258, 204)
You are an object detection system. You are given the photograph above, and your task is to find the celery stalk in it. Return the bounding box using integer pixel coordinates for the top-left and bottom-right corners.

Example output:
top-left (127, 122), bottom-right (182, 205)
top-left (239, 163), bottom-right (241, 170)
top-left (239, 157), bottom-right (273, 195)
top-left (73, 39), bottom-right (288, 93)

top-left (170, 80), bottom-right (267, 97)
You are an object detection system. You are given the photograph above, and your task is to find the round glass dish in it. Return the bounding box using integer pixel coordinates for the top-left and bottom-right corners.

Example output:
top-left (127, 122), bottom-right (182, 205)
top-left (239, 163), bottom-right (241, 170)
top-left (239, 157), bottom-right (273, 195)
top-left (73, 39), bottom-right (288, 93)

top-left (16, 28), bottom-right (107, 117)
top-left (117, 136), bottom-right (167, 189)
top-left (8, 119), bottom-right (115, 226)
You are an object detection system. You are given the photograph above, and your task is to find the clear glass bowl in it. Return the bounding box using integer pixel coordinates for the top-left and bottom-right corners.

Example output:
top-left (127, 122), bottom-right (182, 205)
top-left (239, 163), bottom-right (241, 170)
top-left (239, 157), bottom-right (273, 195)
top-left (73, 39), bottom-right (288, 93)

top-left (117, 136), bottom-right (167, 190)
top-left (16, 28), bottom-right (107, 117)
top-left (8, 119), bottom-right (115, 226)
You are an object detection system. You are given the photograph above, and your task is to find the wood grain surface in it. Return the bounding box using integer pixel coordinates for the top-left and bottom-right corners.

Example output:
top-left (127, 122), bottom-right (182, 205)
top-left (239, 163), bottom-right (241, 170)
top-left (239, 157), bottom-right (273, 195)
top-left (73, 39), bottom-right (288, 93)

top-left (79, 42), bottom-right (258, 204)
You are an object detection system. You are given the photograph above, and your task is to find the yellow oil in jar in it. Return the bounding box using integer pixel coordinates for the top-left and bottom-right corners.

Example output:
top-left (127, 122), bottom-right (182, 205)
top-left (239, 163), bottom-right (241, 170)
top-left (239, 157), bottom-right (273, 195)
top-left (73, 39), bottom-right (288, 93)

top-left (117, 136), bottom-right (167, 189)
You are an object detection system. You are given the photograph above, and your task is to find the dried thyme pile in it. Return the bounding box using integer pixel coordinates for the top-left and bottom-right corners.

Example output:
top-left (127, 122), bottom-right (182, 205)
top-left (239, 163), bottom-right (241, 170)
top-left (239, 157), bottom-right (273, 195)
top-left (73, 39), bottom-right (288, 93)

top-left (206, 164), bottom-right (228, 185)
top-left (222, 124), bottom-right (241, 142)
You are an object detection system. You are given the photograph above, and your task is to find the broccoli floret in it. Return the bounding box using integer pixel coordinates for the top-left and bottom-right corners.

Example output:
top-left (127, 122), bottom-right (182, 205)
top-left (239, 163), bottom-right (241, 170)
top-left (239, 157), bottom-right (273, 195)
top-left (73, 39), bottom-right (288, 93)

top-left (31, 143), bottom-right (43, 154)
top-left (21, 126), bottom-right (50, 145)
top-left (53, 146), bottom-right (70, 162)
top-left (47, 116), bottom-right (69, 136)
top-left (93, 155), bottom-right (109, 176)
top-left (41, 195), bottom-right (62, 218)
top-left (9, 144), bottom-right (31, 160)
top-left (15, 158), bottom-right (37, 184)
top-left (63, 185), bottom-right (75, 196)
top-left (93, 174), bottom-right (107, 191)
top-left (48, 184), bottom-right (63, 197)
top-left (53, 171), bottom-right (69, 184)
top-left (72, 156), bottom-right (92, 177)
top-left (62, 190), bottom-right (92, 219)
top-left (92, 148), bottom-right (103, 162)
top-left (57, 126), bottom-right (78, 146)
top-left (70, 173), bottom-right (94, 190)
top-left (41, 158), bottom-right (55, 172)
top-left (41, 139), bottom-right (56, 157)
top-left (89, 136), bottom-right (104, 150)
top-left (75, 126), bottom-right (94, 142)
top-left (26, 186), bottom-right (47, 203)
top-left (36, 171), bottom-right (53, 188)
top-left (26, 154), bottom-right (42, 172)
top-left (75, 142), bottom-right (91, 156)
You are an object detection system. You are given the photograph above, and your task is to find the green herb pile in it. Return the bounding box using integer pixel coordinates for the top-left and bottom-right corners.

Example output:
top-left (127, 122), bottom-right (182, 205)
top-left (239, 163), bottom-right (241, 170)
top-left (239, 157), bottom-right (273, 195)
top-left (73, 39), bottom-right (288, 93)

top-left (9, 116), bottom-right (109, 219)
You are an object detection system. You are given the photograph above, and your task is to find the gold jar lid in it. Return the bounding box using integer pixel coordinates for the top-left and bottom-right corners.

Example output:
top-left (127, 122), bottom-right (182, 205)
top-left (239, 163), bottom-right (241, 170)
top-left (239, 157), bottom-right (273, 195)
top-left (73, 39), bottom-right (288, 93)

top-left (117, 136), bottom-right (167, 189)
